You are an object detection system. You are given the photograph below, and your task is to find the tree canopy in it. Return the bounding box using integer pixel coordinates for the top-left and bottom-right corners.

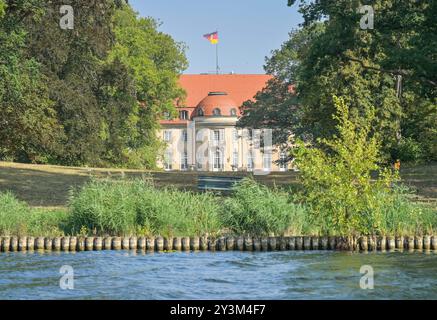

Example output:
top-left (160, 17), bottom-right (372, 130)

top-left (0, 0), bottom-right (187, 168)
top-left (240, 0), bottom-right (436, 162)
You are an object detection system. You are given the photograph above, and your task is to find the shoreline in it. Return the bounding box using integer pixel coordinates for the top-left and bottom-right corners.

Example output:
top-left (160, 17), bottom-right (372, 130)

top-left (1, 235), bottom-right (435, 253)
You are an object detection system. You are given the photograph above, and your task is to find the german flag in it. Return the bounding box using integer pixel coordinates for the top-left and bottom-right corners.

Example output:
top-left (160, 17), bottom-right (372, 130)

top-left (203, 31), bottom-right (218, 44)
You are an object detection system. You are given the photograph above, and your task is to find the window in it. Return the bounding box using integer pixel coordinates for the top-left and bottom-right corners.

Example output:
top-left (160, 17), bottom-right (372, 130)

top-left (279, 151), bottom-right (287, 171)
top-left (232, 151), bottom-right (239, 169)
top-left (214, 150), bottom-right (223, 170)
top-left (263, 153), bottom-right (272, 171)
top-left (179, 110), bottom-right (189, 120)
top-left (230, 108), bottom-right (237, 116)
top-left (163, 130), bottom-right (172, 142)
top-left (163, 112), bottom-right (171, 120)
top-left (197, 108), bottom-right (204, 116)
top-left (164, 151), bottom-right (172, 170)
top-left (213, 108), bottom-right (221, 116)
top-left (232, 129), bottom-right (239, 141)
top-left (180, 152), bottom-right (188, 170)
top-left (247, 152), bottom-right (254, 171)
top-left (181, 130), bottom-right (188, 142)
top-left (213, 130), bottom-right (220, 142)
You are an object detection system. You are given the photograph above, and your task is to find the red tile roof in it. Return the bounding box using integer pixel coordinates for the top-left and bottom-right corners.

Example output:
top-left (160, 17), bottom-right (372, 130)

top-left (178, 74), bottom-right (272, 108)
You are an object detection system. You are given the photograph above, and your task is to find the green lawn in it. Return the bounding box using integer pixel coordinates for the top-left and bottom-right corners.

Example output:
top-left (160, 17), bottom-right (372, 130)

top-left (0, 161), bottom-right (435, 208)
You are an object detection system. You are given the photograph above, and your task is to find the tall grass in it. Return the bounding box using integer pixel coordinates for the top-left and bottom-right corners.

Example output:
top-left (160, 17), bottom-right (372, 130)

top-left (68, 179), bottom-right (222, 237)
top-left (222, 178), bottom-right (310, 236)
top-left (0, 178), bottom-right (435, 237)
top-left (0, 192), bottom-right (67, 236)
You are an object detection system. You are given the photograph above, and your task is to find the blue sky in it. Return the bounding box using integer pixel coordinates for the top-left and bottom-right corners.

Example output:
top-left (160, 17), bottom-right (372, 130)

top-left (129, 0), bottom-right (303, 74)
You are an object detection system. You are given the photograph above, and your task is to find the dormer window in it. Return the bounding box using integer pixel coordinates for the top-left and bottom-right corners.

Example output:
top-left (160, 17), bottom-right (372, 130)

top-left (230, 108), bottom-right (237, 116)
top-left (213, 108), bottom-right (221, 116)
top-left (198, 108), bottom-right (204, 116)
top-left (179, 110), bottom-right (188, 120)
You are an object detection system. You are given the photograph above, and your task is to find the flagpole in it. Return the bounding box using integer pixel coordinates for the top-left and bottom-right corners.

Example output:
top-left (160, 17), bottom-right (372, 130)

top-left (216, 42), bottom-right (219, 74)
top-left (216, 30), bottom-right (219, 74)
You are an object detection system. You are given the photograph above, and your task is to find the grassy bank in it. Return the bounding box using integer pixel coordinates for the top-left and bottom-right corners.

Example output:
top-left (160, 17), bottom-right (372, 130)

top-left (1, 161), bottom-right (436, 208)
top-left (0, 178), bottom-right (435, 237)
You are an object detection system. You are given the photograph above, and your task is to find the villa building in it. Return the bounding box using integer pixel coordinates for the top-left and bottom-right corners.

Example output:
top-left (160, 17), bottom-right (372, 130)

top-left (159, 74), bottom-right (290, 172)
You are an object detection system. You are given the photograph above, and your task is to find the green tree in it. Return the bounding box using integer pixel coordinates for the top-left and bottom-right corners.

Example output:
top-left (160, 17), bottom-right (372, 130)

top-left (108, 5), bottom-right (188, 168)
top-left (241, 0), bottom-right (436, 162)
top-left (294, 96), bottom-right (396, 235)
top-left (0, 0), bottom-right (63, 162)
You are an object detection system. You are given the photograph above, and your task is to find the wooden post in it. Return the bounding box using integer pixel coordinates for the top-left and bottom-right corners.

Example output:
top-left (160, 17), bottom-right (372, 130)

top-left (146, 237), bottom-right (155, 251)
top-left (208, 237), bottom-right (217, 251)
top-left (137, 237), bottom-right (146, 250)
top-left (18, 237), bottom-right (27, 252)
top-left (61, 237), bottom-right (70, 251)
top-left (85, 237), bottom-right (95, 251)
top-left (261, 237), bottom-right (269, 251)
top-left (1, 237), bottom-right (11, 252)
top-left (407, 236), bottom-right (415, 251)
top-left (53, 237), bottom-right (62, 251)
top-left (431, 236), bottom-right (436, 251)
top-left (190, 237), bottom-right (200, 251)
top-left (35, 237), bottom-right (45, 250)
top-left (423, 235), bottom-right (431, 251)
top-left (181, 237), bottom-right (190, 251)
top-left (172, 237), bottom-right (182, 251)
top-left (217, 237), bottom-right (226, 251)
top-left (415, 236), bottom-right (423, 250)
top-left (244, 237), bottom-right (253, 251)
top-left (288, 236), bottom-right (296, 250)
top-left (164, 237), bottom-right (173, 251)
top-left (253, 237), bottom-right (261, 251)
top-left (9, 237), bottom-right (18, 252)
top-left (44, 237), bottom-right (52, 251)
top-left (320, 236), bottom-right (328, 250)
top-left (236, 236), bottom-right (244, 251)
top-left (226, 237), bottom-right (235, 250)
top-left (77, 237), bottom-right (85, 251)
top-left (94, 237), bottom-right (103, 250)
top-left (103, 237), bottom-right (113, 250)
top-left (155, 237), bottom-right (164, 252)
top-left (268, 237), bottom-right (277, 251)
top-left (121, 237), bottom-right (130, 250)
top-left (303, 236), bottom-right (311, 250)
top-left (112, 237), bottom-right (122, 250)
top-left (27, 236), bottom-right (35, 251)
top-left (296, 236), bottom-right (304, 250)
top-left (279, 237), bottom-right (287, 251)
top-left (69, 237), bottom-right (77, 251)
top-left (377, 236), bottom-right (386, 251)
top-left (199, 236), bottom-right (208, 251)
top-left (395, 236), bottom-right (404, 250)
top-left (359, 236), bottom-right (368, 251)
top-left (387, 236), bottom-right (395, 251)
top-left (129, 237), bottom-right (137, 250)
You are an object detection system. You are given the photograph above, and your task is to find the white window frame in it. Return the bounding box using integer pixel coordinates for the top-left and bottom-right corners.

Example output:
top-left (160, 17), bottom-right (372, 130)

top-left (180, 151), bottom-right (188, 170)
top-left (163, 130), bottom-right (172, 142)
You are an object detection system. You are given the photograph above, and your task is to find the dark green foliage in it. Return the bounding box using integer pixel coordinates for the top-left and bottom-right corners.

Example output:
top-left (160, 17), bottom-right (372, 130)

top-left (0, 0), bottom-right (187, 167)
top-left (241, 1), bottom-right (436, 163)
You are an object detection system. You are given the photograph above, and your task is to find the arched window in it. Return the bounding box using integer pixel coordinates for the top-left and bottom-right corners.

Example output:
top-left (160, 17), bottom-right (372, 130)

top-left (230, 108), bottom-right (237, 116)
top-left (197, 108), bottom-right (204, 116)
top-left (213, 108), bottom-right (221, 116)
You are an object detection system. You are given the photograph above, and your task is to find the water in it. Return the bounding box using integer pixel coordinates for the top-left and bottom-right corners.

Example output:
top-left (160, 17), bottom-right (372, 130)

top-left (0, 250), bottom-right (436, 299)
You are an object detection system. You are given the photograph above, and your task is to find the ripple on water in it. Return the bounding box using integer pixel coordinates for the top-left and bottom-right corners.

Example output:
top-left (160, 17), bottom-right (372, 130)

top-left (0, 250), bottom-right (436, 299)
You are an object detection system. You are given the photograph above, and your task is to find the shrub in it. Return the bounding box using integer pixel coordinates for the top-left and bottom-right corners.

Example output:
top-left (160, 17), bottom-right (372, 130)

top-left (294, 96), bottom-right (437, 235)
top-left (222, 178), bottom-right (308, 236)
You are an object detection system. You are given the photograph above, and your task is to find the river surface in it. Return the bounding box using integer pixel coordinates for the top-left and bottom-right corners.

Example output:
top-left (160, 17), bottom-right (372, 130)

top-left (0, 250), bottom-right (436, 299)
